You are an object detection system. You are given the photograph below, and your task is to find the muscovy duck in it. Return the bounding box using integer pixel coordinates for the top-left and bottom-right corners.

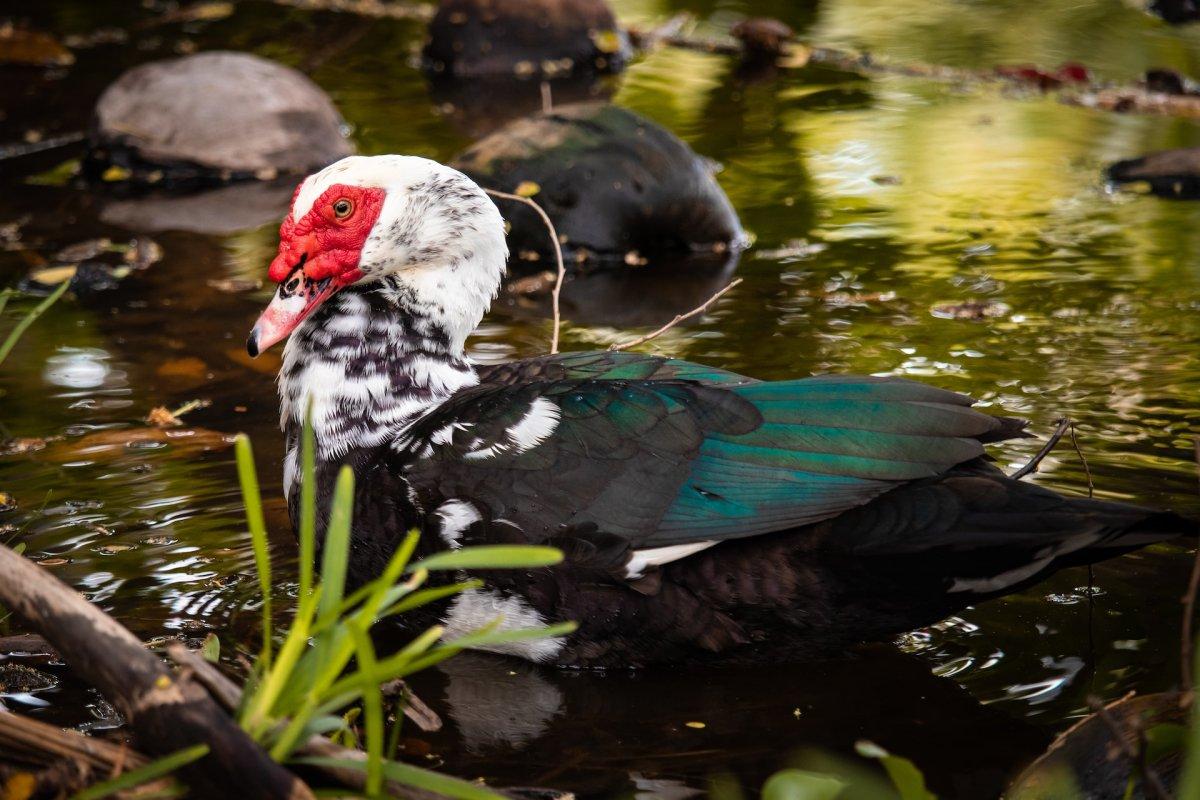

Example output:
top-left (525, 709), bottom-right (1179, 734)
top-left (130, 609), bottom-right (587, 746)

top-left (247, 155), bottom-right (1193, 667)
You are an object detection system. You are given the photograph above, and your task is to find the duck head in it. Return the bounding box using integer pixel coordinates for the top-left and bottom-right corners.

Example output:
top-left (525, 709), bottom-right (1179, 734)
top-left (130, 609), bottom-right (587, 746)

top-left (247, 154), bottom-right (508, 358)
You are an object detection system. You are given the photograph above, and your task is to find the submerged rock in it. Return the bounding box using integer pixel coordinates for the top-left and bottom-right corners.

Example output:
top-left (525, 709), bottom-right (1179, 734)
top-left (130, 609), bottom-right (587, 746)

top-left (452, 103), bottom-right (744, 271)
top-left (99, 179), bottom-right (297, 235)
top-left (424, 0), bottom-right (630, 78)
top-left (1107, 147), bottom-right (1200, 198)
top-left (85, 51), bottom-right (353, 187)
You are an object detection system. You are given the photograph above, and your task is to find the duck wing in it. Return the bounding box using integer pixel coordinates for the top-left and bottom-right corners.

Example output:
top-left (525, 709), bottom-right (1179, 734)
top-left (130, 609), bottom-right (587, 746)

top-left (397, 353), bottom-right (1026, 549)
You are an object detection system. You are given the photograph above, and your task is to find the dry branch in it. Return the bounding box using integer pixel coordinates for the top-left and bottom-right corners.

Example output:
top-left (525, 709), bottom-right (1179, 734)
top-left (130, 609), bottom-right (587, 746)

top-left (1010, 418), bottom-right (1071, 481)
top-left (609, 279), bottom-right (742, 351)
top-left (483, 189), bottom-right (566, 353)
top-left (0, 707), bottom-right (146, 774)
top-left (0, 545), bottom-right (314, 800)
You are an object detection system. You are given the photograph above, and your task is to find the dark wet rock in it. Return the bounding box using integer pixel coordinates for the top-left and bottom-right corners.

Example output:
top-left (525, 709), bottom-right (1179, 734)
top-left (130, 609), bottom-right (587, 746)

top-left (0, 662), bottom-right (58, 695)
top-left (85, 51), bottom-right (353, 188)
top-left (1148, 0), bottom-right (1200, 24)
top-left (99, 180), bottom-right (297, 235)
top-left (1108, 147), bottom-right (1200, 198)
top-left (424, 0), bottom-right (630, 79)
top-left (730, 17), bottom-right (794, 60)
top-left (452, 103), bottom-right (744, 271)
top-left (1008, 692), bottom-right (1184, 799)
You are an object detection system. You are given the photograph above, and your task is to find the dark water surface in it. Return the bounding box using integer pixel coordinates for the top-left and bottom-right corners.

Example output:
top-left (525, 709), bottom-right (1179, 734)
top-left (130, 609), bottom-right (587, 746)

top-left (2, 1), bottom-right (1200, 797)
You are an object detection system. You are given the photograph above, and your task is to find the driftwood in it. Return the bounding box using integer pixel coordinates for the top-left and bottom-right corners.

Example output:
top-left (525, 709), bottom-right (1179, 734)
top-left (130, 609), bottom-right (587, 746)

top-left (0, 707), bottom-right (147, 774)
top-left (0, 545), bottom-right (314, 800)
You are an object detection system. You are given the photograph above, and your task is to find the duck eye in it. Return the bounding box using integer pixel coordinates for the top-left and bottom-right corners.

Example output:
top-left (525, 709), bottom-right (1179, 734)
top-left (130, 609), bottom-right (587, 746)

top-left (333, 198), bottom-right (354, 219)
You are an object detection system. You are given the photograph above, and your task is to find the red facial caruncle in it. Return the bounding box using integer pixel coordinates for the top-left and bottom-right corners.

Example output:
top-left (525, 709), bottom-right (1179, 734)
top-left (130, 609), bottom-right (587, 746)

top-left (247, 183), bottom-right (386, 357)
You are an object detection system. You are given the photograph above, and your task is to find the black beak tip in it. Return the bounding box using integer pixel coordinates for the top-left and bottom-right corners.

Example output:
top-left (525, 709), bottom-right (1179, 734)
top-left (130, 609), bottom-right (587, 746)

top-left (246, 328), bottom-right (260, 358)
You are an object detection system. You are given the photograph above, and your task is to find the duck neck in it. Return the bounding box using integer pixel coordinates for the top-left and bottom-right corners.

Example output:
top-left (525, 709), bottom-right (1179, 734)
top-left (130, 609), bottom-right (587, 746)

top-left (278, 284), bottom-right (477, 488)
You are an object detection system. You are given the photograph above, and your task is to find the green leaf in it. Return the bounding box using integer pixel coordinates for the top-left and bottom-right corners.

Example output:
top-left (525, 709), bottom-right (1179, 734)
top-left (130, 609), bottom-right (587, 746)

top-left (855, 741), bottom-right (937, 800)
top-left (762, 769), bottom-right (847, 800)
top-left (1177, 647), bottom-right (1200, 800)
top-left (234, 434), bottom-right (272, 670)
top-left (383, 580), bottom-right (483, 617)
top-left (411, 545), bottom-right (564, 572)
top-left (200, 632), bottom-right (220, 663)
top-left (294, 757), bottom-right (507, 800)
top-left (1145, 722), bottom-right (1187, 765)
top-left (298, 400), bottom-right (316, 600)
top-left (70, 744), bottom-right (209, 800)
top-left (317, 466), bottom-right (355, 627)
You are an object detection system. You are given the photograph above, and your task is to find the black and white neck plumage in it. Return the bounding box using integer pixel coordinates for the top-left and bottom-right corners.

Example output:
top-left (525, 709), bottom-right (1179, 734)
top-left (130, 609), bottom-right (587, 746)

top-left (250, 154), bottom-right (1193, 668)
top-left (267, 156), bottom-right (506, 495)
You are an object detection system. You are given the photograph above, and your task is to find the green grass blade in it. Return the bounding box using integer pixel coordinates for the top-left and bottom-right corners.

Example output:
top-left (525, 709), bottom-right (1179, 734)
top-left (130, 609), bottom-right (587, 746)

top-left (70, 744), bottom-right (209, 800)
top-left (293, 757), bottom-right (507, 800)
top-left (0, 288), bottom-right (14, 318)
top-left (324, 625), bottom-right (446, 700)
top-left (382, 580), bottom-right (483, 617)
top-left (349, 625), bottom-right (385, 795)
top-left (317, 465), bottom-right (355, 627)
top-left (411, 545), bottom-right (563, 572)
top-left (0, 280), bottom-right (68, 367)
top-left (241, 585), bottom-right (321, 736)
top-left (299, 400), bottom-right (316, 600)
top-left (235, 434), bottom-right (273, 670)
top-left (1179, 645), bottom-right (1200, 800)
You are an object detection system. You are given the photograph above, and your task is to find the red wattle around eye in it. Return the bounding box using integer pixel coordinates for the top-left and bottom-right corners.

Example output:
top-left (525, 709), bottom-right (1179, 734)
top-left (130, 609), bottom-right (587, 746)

top-left (269, 184), bottom-right (386, 283)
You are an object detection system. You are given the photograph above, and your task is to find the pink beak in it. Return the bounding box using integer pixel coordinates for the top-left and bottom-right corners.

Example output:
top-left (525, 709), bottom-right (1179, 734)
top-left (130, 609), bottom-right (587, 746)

top-left (247, 268), bottom-right (338, 357)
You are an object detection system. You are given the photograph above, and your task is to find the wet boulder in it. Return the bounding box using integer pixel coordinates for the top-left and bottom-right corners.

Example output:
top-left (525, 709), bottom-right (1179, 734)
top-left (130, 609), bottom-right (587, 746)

top-left (424, 0), bottom-right (630, 79)
top-left (452, 103), bottom-right (745, 271)
top-left (85, 51), bottom-right (353, 187)
top-left (1107, 147), bottom-right (1200, 198)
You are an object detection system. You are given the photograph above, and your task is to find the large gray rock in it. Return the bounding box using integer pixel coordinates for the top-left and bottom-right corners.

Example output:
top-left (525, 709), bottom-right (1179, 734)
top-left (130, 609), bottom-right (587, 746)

top-left (88, 51), bottom-right (352, 184)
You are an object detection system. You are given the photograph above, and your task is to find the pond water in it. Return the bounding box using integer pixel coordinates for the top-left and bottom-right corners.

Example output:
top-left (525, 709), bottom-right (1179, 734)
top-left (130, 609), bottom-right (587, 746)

top-left (2, 0), bottom-right (1200, 797)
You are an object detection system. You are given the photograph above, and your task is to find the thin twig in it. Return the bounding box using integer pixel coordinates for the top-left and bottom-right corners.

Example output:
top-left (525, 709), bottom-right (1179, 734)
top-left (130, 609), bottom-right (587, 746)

top-left (1183, 439), bottom-right (1200, 696)
top-left (540, 81), bottom-right (553, 113)
top-left (1086, 695), bottom-right (1173, 800)
top-left (483, 189), bottom-right (566, 353)
top-left (1068, 422), bottom-right (1094, 498)
top-left (1010, 417), bottom-right (1072, 480)
top-left (608, 279), bottom-right (743, 352)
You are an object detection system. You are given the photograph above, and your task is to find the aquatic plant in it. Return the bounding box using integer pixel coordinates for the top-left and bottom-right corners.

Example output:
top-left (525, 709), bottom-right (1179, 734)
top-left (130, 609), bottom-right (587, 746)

top-left (230, 408), bottom-right (574, 797)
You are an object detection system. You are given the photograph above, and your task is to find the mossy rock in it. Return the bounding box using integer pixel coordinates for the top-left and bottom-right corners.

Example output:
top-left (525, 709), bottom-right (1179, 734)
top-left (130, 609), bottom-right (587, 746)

top-left (453, 103), bottom-right (744, 271)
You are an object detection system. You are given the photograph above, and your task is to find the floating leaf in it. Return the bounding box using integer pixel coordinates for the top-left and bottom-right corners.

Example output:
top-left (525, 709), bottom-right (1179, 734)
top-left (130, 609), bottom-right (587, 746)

top-left (101, 165), bottom-right (132, 183)
top-left (762, 769), bottom-right (846, 800)
top-left (855, 741), bottom-right (937, 800)
top-left (514, 180), bottom-right (541, 198)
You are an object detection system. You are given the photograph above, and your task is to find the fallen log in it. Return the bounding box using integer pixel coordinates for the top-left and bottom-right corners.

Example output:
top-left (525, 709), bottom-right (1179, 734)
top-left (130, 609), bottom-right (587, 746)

top-left (0, 544), bottom-right (314, 800)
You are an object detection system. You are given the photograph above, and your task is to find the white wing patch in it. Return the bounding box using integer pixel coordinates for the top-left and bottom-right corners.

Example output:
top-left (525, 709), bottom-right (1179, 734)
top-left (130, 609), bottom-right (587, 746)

top-left (464, 397), bottom-right (560, 461)
top-left (625, 541), bottom-right (718, 579)
top-left (435, 499), bottom-right (481, 548)
top-left (441, 589), bottom-right (565, 663)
